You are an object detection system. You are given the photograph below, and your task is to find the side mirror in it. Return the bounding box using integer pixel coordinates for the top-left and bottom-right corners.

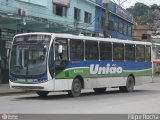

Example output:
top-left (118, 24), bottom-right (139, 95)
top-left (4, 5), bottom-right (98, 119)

top-left (58, 44), bottom-right (63, 60)
top-left (58, 44), bottom-right (63, 54)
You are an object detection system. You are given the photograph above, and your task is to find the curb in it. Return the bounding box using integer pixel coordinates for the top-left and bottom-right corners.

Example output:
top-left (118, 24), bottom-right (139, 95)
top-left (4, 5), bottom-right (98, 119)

top-left (0, 91), bottom-right (26, 96)
top-left (0, 84), bottom-right (29, 96)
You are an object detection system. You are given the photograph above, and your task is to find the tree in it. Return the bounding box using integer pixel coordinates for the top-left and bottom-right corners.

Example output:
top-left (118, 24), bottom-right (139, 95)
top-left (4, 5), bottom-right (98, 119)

top-left (127, 3), bottom-right (149, 24)
top-left (126, 3), bottom-right (160, 24)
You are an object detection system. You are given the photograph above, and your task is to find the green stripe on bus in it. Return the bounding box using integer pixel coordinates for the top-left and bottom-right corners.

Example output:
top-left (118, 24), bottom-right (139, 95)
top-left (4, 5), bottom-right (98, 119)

top-left (55, 68), bottom-right (152, 79)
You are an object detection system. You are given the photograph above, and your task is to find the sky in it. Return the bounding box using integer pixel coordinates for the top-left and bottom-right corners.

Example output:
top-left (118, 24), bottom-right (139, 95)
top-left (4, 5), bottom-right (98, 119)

top-left (111, 0), bottom-right (160, 8)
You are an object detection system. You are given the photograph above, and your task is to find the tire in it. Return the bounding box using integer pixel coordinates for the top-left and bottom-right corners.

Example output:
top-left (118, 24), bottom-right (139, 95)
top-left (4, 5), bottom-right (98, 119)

top-left (68, 78), bottom-right (82, 97)
top-left (119, 76), bottom-right (134, 92)
top-left (93, 88), bottom-right (106, 93)
top-left (36, 91), bottom-right (49, 97)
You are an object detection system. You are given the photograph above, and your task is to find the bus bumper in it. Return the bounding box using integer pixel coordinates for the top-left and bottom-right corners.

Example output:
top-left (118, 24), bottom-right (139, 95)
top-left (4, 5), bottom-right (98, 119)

top-left (9, 80), bottom-right (54, 91)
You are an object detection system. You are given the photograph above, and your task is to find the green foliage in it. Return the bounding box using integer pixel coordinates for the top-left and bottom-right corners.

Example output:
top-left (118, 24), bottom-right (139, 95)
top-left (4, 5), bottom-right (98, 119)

top-left (126, 3), bottom-right (160, 24)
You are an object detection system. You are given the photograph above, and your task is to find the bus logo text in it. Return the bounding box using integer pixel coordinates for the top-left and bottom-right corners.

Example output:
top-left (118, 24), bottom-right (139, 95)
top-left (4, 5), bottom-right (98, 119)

top-left (90, 64), bottom-right (123, 75)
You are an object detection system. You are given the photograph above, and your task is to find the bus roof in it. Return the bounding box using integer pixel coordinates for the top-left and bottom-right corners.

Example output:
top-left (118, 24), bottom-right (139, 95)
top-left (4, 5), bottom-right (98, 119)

top-left (14, 32), bottom-right (152, 46)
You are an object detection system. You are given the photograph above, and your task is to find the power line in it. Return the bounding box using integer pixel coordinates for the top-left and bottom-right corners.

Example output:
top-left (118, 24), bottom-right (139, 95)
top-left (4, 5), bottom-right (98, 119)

top-left (120, 0), bottom-right (128, 5)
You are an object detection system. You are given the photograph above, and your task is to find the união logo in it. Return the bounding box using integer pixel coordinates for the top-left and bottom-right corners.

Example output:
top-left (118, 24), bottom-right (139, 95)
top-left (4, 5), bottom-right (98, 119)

top-left (90, 64), bottom-right (123, 75)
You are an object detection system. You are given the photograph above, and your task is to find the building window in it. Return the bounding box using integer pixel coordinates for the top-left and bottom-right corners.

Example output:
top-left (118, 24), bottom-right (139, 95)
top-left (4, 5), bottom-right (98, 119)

top-left (74, 8), bottom-right (80, 21)
top-left (124, 24), bottom-right (127, 35)
top-left (119, 22), bottom-right (123, 34)
top-left (114, 20), bottom-right (118, 31)
top-left (142, 34), bottom-right (148, 40)
top-left (101, 16), bottom-right (105, 27)
top-left (84, 12), bottom-right (92, 24)
top-left (108, 20), bottom-right (114, 31)
top-left (53, 4), bottom-right (67, 17)
top-left (128, 26), bottom-right (132, 37)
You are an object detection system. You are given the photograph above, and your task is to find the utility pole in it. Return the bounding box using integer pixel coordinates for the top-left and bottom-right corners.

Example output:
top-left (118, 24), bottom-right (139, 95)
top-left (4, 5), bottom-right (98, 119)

top-left (102, 0), bottom-right (110, 37)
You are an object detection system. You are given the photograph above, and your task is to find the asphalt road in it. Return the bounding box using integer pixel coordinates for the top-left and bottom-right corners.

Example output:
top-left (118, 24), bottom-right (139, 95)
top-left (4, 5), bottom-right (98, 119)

top-left (0, 82), bottom-right (160, 114)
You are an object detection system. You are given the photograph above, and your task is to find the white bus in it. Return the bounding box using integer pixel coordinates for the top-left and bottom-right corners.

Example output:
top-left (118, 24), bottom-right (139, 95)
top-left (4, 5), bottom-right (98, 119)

top-left (9, 32), bottom-right (152, 97)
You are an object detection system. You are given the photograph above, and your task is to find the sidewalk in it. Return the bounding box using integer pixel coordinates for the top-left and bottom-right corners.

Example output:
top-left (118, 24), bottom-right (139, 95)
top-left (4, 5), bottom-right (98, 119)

top-left (0, 84), bottom-right (24, 95)
top-left (152, 76), bottom-right (160, 83)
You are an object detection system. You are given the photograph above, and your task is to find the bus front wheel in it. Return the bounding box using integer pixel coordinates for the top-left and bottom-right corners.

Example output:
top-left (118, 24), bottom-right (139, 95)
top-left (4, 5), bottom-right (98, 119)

top-left (68, 78), bottom-right (82, 97)
top-left (36, 91), bottom-right (49, 97)
top-left (119, 76), bottom-right (134, 92)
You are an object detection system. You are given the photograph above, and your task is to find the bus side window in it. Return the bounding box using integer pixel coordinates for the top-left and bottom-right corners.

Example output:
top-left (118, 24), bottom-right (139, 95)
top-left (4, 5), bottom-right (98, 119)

top-left (113, 43), bottom-right (124, 61)
top-left (125, 44), bottom-right (135, 61)
top-left (70, 39), bottom-right (84, 60)
top-left (146, 46), bottom-right (151, 62)
top-left (85, 41), bottom-right (99, 60)
top-left (136, 45), bottom-right (145, 62)
top-left (100, 42), bottom-right (112, 60)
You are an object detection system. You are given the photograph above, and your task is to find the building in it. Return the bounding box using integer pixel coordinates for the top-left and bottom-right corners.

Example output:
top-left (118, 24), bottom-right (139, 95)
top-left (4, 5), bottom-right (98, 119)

top-left (95, 0), bottom-right (134, 40)
top-left (0, 0), bottom-right (98, 84)
top-left (133, 24), bottom-right (151, 41)
top-left (0, 0), bottom-right (135, 84)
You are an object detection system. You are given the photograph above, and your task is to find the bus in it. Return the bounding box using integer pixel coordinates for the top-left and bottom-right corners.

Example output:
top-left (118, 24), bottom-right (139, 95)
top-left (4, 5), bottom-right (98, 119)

top-left (9, 32), bottom-right (152, 97)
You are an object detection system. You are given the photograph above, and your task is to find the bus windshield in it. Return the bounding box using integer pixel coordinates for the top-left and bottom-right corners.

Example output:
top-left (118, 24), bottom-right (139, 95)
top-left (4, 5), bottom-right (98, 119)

top-left (10, 35), bottom-right (51, 78)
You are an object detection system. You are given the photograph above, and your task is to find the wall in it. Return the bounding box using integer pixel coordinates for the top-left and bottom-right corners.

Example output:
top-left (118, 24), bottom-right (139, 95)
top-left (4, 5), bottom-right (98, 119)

top-left (0, 0), bottom-right (96, 34)
top-left (0, 0), bottom-right (48, 18)
top-left (45, 0), bottom-right (96, 34)
top-left (95, 0), bottom-right (133, 40)
top-left (133, 24), bottom-right (150, 41)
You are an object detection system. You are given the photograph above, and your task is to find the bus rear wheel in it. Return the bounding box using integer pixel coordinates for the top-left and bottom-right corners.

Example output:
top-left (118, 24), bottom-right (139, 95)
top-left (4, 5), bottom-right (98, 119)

top-left (119, 76), bottom-right (134, 92)
top-left (36, 91), bottom-right (49, 97)
top-left (68, 78), bottom-right (82, 97)
top-left (93, 88), bottom-right (106, 93)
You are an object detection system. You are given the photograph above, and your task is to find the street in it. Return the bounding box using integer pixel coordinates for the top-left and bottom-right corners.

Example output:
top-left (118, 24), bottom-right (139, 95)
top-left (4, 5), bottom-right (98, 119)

top-left (0, 82), bottom-right (160, 114)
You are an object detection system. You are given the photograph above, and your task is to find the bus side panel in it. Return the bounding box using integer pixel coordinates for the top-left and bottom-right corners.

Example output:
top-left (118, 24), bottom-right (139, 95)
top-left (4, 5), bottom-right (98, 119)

top-left (54, 60), bottom-right (152, 89)
top-left (54, 79), bottom-right (73, 91)
top-left (84, 77), bottom-right (127, 89)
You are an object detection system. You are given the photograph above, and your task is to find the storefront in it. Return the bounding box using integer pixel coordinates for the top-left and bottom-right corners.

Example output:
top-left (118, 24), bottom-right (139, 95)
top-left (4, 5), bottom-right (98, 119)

top-left (0, 28), bottom-right (13, 84)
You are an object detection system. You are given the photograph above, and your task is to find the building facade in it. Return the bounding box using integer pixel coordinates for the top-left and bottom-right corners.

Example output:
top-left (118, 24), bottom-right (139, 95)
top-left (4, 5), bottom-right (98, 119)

top-left (0, 0), bottom-right (134, 84)
top-left (133, 24), bottom-right (151, 41)
top-left (0, 0), bottom-right (98, 84)
top-left (95, 0), bottom-right (134, 40)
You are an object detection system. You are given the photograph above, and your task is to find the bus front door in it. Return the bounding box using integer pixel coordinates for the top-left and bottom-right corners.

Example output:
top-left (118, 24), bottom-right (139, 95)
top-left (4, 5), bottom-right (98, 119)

top-left (55, 39), bottom-right (69, 78)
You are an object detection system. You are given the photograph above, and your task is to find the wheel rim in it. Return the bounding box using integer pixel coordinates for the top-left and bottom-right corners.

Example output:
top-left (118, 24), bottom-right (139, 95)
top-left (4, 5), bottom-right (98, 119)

top-left (73, 82), bottom-right (81, 93)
